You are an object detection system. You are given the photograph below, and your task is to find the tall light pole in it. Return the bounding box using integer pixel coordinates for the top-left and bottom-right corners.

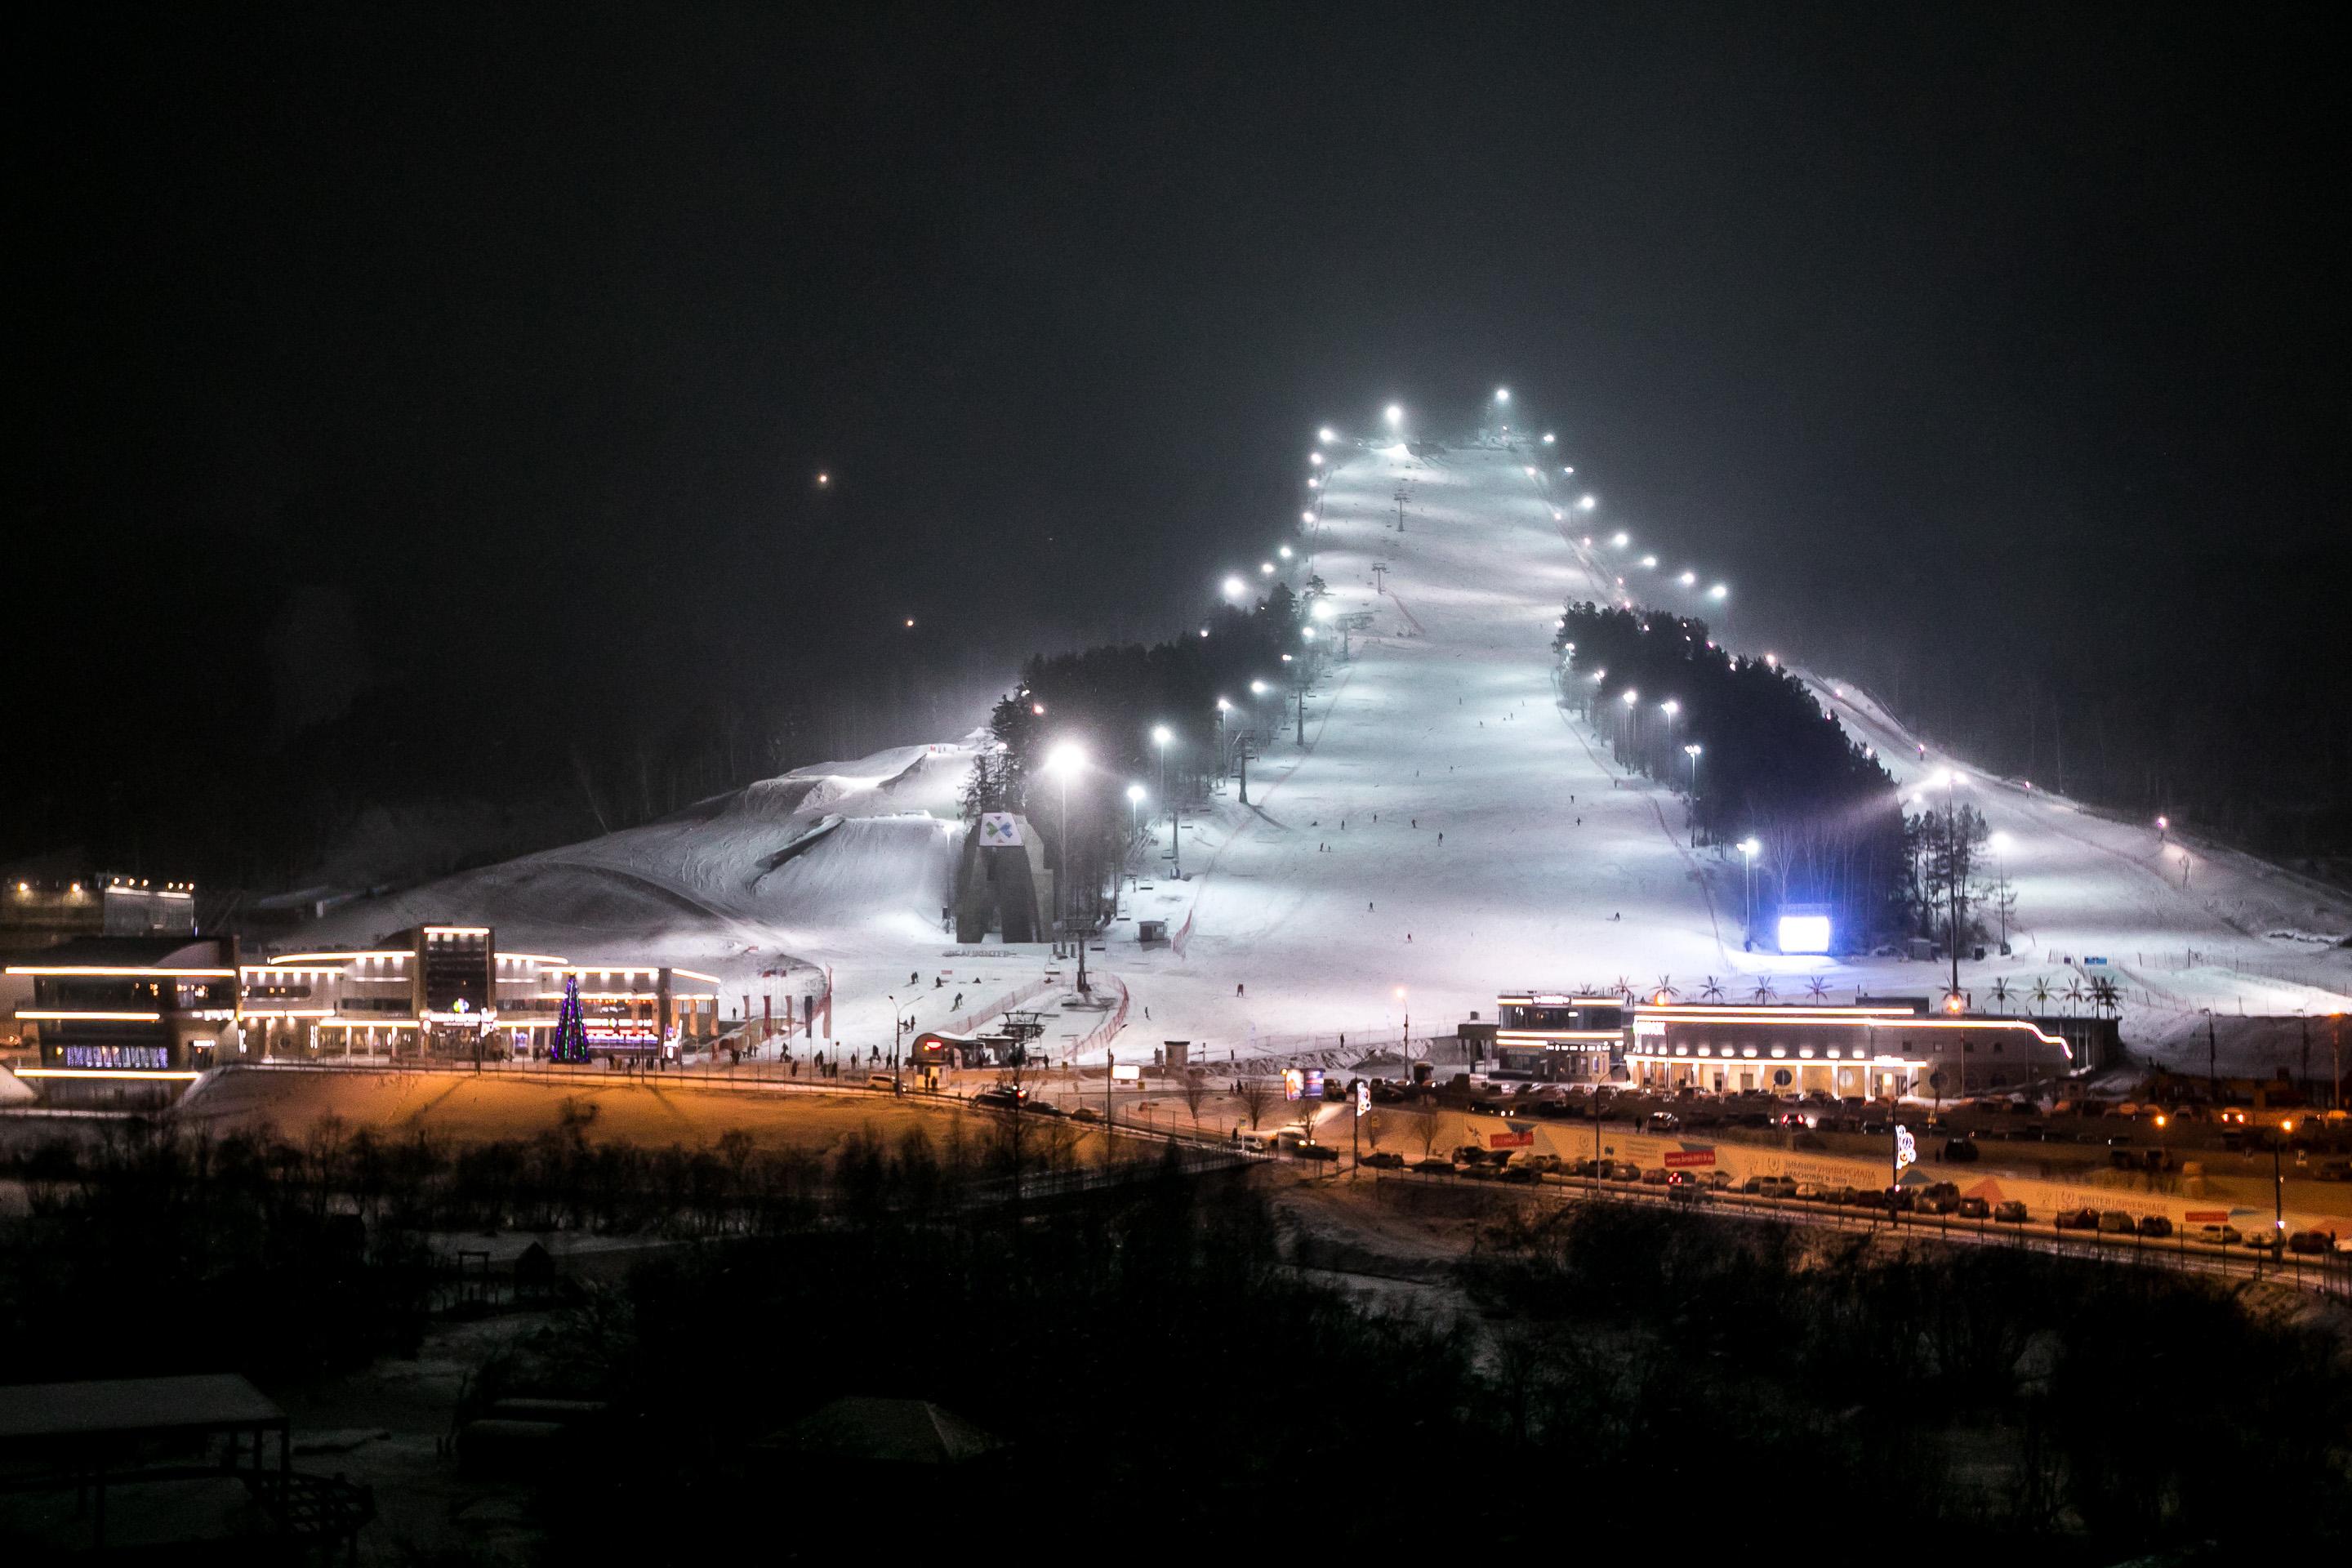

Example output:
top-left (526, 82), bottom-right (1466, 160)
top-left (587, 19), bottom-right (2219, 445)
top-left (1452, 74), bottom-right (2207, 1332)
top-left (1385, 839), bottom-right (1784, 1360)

top-left (1740, 837), bottom-right (1761, 942)
top-left (1683, 744), bottom-right (1702, 845)
top-left (1046, 742), bottom-right (1089, 995)
top-left (1619, 688), bottom-right (1639, 765)
top-left (1989, 831), bottom-right (2011, 951)
top-left (1395, 986), bottom-right (1410, 1071)
top-left (1152, 724), bottom-right (1180, 878)
top-left (1125, 782), bottom-right (1146, 893)
top-left (1659, 699), bottom-right (1679, 774)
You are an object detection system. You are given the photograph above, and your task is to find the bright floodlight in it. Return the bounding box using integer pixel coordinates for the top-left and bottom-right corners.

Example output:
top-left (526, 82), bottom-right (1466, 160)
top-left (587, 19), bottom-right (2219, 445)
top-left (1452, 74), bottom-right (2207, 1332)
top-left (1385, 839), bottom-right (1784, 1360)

top-left (1579, 495), bottom-right (1597, 510)
top-left (1640, 555), bottom-right (1657, 568)
top-left (1318, 427), bottom-right (1335, 443)
top-left (1525, 466), bottom-right (1536, 475)
top-left (1934, 768), bottom-right (1955, 788)
top-left (1622, 688), bottom-right (1639, 706)
top-left (1259, 561), bottom-right (1275, 575)
top-left (1250, 679), bottom-right (1268, 695)
top-left (1679, 570), bottom-right (1695, 586)
top-left (1611, 531), bottom-right (1629, 547)
top-left (1300, 510), bottom-right (1315, 523)
top-left (1660, 699), bottom-right (1679, 715)
top-left (1279, 544), bottom-right (1294, 558)
top-left (1542, 432), bottom-right (1556, 444)
top-left (1126, 783), bottom-right (1146, 803)
top-left (1045, 742), bottom-right (1085, 777)
top-left (1384, 403), bottom-right (1402, 425)
top-left (1301, 626), bottom-right (1315, 640)
top-left (1152, 724), bottom-right (1173, 746)
top-left (1308, 452), bottom-right (1323, 466)
top-left (1685, 743), bottom-right (1702, 757)
top-left (1562, 465), bottom-right (1574, 474)
top-left (1989, 831), bottom-right (2011, 851)
top-left (1310, 599), bottom-right (1333, 621)
top-left (1307, 477), bottom-right (1320, 488)
top-left (1777, 913), bottom-right (1833, 955)
top-left (1223, 575), bottom-right (1246, 598)
top-left (1739, 837), bottom-right (1762, 858)
top-left (1708, 583), bottom-right (1728, 600)
top-left (1495, 387), bottom-right (1510, 402)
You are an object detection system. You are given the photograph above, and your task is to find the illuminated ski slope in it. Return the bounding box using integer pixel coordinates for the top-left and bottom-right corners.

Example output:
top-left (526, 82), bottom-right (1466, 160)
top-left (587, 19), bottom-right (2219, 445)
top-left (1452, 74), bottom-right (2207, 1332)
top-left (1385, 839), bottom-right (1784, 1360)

top-left (283, 441), bottom-right (2352, 1075)
top-left (1115, 441), bottom-right (2352, 1070)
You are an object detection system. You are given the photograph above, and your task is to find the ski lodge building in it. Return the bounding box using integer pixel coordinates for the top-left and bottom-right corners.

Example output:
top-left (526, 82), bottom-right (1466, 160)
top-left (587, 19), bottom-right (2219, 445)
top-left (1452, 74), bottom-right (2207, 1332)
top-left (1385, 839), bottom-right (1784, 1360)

top-left (1491, 990), bottom-right (2077, 1097)
top-left (8, 924), bottom-right (720, 1096)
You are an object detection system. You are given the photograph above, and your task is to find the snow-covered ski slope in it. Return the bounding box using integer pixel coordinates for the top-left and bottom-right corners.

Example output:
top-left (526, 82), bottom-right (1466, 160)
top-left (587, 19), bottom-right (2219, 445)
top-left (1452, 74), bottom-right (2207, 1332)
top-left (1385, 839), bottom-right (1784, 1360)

top-left (1111, 441), bottom-right (2351, 1067)
top-left (300, 742), bottom-right (972, 972)
top-left (288, 442), bottom-right (2351, 1069)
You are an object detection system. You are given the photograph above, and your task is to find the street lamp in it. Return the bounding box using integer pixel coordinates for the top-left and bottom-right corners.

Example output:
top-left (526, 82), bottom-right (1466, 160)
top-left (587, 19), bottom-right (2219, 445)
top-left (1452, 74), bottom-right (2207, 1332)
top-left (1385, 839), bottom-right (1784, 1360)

top-left (1395, 986), bottom-right (1410, 1067)
top-left (1640, 555), bottom-right (1657, 569)
top-left (1581, 496), bottom-right (1598, 511)
top-left (1611, 531), bottom-right (1628, 547)
top-left (1384, 403), bottom-right (1403, 427)
top-left (1309, 451), bottom-right (1323, 466)
top-left (1989, 831), bottom-right (2011, 951)
top-left (1683, 742), bottom-right (1702, 795)
top-left (1542, 432), bottom-right (1556, 444)
top-left (1045, 742), bottom-right (1090, 994)
top-left (1318, 427), bottom-right (1335, 443)
top-left (1739, 838), bottom-right (1762, 938)
top-left (1152, 724), bottom-right (1181, 878)
top-left (1494, 387), bottom-right (1509, 403)
top-left (1223, 575), bottom-right (1246, 599)
top-left (1260, 562), bottom-right (1275, 575)
top-left (1679, 570), bottom-right (1696, 587)
top-left (1708, 584), bottom-right (1728, 600)
top-left (1280, 544), bottom-right (1294, 559)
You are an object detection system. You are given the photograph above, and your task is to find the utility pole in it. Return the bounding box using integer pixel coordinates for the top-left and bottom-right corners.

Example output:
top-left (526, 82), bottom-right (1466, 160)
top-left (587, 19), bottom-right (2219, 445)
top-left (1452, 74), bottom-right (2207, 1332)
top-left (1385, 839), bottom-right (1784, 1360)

top-left (1296, 680), bottom-right (1307, 747)
top-left (2205, 1010), bottom-right (2218, 1101)
top-left (1236, 734), bottom-right (1250, 807)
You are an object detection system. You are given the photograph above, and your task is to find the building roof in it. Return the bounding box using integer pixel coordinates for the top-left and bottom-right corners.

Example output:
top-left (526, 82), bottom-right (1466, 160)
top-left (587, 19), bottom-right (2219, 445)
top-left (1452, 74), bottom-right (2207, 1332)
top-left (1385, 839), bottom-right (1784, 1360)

top-left (0, 1374), bottom-right (284, 1445)
top-left (3, 934), bottom-right (233, 973)
top-left (771, 1396), bottom-right (1003, 1465)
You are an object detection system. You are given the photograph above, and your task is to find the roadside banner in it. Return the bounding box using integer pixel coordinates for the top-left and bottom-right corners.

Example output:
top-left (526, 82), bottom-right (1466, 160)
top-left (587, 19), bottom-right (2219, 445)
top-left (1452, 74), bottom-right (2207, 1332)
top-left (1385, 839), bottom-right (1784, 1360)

top-left (1664, 1148), bottom-right (1716, 1169)
top-left (1895, 1125), bottom-right (1918, 1172)
top-left (1489, 1129), bottom-right (1535, 1150)
top-left (979, 812), bottom-right (1023, 847)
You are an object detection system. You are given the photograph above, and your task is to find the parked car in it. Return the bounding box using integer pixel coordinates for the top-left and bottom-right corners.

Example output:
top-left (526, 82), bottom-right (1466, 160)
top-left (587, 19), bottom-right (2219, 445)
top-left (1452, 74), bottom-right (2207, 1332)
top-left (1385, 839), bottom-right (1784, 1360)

top-left (972, 1087), bottom-right (1024, 1111)
top-left (1409, 1157), bottom-right (1454, 1175)
top-left (1941, 1138), bottom-right (1980, 1163)
top-left (1793, 1183), bottom-right (1824, 1201)
top-left (1294, 1143), bottom-right (1340, 1162)
top-left (1607, 1160), bottom-right (1643, 1181)
top-left (2242, 1229), bottom-right (2285, 1254)
top-left (1956, 1196), bottom-right (1990, 1219)
top-left (1917, 1190), bottom-right (1958, 1215)
top-left (1360, 1151), bottom-right (1405, 1169)
top-left (2136, 1214), bottom-right (2174, 1238)
top-left (1640, 1167), bottom-right (1670, 1186)
top-left (1645, 1111), bottom-right (1681, 1132)
top-left (2097, 1210), bottom-right (2137, 1235)
top-left (2195, 1223), bottom-right (2243, 1247)
top-left (2287, 1230), bottom-right (2336, 1256)
top-left (1993, 1200), bottom-right (2030, 1223)
top-left (1497, 1165), bottom-right (1541, 1185)
top-left (1705, 1169), bottom-right (1735, 1191)
top-left (2054, 1207), bottom-right (2101, 1231)
top-left (1511, 1152), bottom-right (1562, 1174)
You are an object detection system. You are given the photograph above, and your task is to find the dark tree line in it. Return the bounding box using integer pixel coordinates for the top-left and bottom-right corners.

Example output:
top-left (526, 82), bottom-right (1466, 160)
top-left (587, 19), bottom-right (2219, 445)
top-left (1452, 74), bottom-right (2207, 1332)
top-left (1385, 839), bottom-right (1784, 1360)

top-left (966, 585), bottom-right (1311, 908)
top-left (1559, 602), bottom-right (1909, 947)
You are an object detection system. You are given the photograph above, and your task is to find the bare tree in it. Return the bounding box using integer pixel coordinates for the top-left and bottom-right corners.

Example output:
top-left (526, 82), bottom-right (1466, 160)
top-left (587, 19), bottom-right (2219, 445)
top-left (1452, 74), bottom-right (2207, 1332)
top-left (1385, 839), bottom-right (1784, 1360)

top-left (1410, 1103), bottom-right (1444, 1160)
top-left (1236, 1076), bottom-right (1275, 1131)
top-left (1178, 1069), bottom-right (1209, 1130)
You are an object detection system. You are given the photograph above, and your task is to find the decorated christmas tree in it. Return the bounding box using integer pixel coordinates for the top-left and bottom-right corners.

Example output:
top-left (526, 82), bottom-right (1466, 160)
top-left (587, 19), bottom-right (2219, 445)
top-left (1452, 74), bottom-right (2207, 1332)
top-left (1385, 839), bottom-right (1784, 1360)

top-left (551, 973), bottom-right (590, 1064)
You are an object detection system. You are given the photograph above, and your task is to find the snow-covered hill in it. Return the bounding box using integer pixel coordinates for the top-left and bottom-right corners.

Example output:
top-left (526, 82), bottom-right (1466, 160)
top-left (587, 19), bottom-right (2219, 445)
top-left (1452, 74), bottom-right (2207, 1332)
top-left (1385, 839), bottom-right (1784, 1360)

top-left (284, 441), bottom-right (2352, 1074)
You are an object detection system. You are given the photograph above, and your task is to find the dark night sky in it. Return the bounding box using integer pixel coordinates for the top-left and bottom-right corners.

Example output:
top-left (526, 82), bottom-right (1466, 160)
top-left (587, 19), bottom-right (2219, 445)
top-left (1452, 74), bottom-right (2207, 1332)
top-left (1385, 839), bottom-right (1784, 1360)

top-left (15, 3), bottom-right (2349, 871)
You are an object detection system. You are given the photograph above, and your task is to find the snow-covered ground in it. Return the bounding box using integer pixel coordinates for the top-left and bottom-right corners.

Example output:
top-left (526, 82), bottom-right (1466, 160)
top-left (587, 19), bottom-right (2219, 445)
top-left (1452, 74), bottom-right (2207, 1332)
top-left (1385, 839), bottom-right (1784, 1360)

top-left (289, 442), bottom-right (2352, 1077)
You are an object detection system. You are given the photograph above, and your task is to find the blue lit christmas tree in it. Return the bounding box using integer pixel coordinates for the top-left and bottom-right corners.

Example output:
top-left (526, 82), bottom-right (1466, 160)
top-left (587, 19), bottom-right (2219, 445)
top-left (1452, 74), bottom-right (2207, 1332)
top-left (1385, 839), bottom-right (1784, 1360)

top-left (551, 973), bottom-right (590, 1064)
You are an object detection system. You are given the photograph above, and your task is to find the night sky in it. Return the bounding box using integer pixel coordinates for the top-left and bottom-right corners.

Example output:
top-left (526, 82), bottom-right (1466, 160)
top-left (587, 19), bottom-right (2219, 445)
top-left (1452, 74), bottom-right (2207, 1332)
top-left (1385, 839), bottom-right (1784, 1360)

top-left (16, 4), bottom-right (2349, 874)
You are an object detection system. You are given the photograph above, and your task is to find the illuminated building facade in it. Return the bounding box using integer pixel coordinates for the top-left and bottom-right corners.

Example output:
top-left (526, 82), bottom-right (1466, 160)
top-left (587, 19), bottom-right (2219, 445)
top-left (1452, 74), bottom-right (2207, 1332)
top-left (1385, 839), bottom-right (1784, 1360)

top-left (1624, 1000), bottom-right (2074, 1098)
top-left (243, 925), bottom-right (719, 1061)
top-left (7, 935), bottom-right (241, 1082)
top-left (1492, 992), bottom-right (1626, 1081)
top-left (2, 872), bottom-right (198, 962)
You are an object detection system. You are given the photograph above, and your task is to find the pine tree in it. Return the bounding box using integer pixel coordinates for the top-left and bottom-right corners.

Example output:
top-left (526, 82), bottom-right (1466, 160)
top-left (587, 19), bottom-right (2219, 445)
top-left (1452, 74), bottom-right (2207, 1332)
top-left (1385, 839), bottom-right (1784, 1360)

top-left (551, 973), bottom-right (590, 1064)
